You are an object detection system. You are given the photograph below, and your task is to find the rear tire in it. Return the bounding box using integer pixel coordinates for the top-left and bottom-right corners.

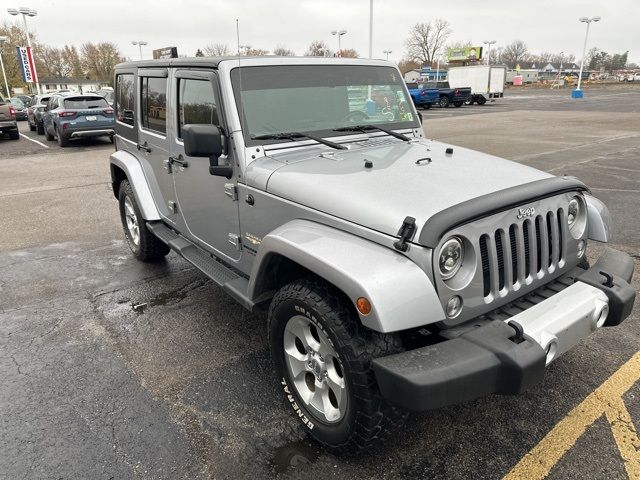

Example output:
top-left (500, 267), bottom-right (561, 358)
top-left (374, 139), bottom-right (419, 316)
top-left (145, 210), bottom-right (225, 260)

top-left (45, 126), bottom-right (54, 141)
top-left (29, 122), bottom-right (36, 131)
top-left (118, 180), bottom-right (170, 262)
top-left (56, 126), bottom-right (69, 147)
top-left (269, 278), bottom-right (408, 453)
top-left (476, 96), bottom-right (487, 105)
top-left (465, 98), bottom-right (474, 105)
top-left (423, 103), bottom-right (432, 110)
top-left (36, 122), bottom-right (44, 135)
top-left (453, 101), bottom-right (463, 107)
top-left (439, 96), bottom-right (450, 108)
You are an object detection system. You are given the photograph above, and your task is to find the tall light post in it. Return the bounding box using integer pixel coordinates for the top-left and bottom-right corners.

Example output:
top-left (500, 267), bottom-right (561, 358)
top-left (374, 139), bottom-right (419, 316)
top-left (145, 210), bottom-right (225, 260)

top-left (383, 50), bottom-right (392, 61)
top-left (483, 40), bottom-right (496, 65)
top-left (131, 40), bottom-right (148, 60)
top-left (0, 37), bottom-right (11, 98)
top-left (7, 7), bottom-right (41, 94)
top-left (368, 0), bottom-right (373, 58)
top-left (573, 16), bottom-right (601, 98)
top-left (331, 30), bottom-right (347, 56)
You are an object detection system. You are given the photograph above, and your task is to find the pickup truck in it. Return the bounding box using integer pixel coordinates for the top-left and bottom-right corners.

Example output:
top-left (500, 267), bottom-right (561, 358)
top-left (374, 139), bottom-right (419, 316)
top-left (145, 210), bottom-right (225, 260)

top-left (406, 82), bottom-right (438, 109)
top-left (423, 81), bottom-right (472, 108)
top-left (0, 95), bottom-right (20, 140)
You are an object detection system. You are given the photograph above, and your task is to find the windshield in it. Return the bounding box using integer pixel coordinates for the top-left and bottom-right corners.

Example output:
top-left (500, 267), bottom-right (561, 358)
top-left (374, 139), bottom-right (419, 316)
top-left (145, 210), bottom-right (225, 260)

top-left (230, 65), bottom-right (418, 145)
top-left (10, 98), bottom-right (25, 108)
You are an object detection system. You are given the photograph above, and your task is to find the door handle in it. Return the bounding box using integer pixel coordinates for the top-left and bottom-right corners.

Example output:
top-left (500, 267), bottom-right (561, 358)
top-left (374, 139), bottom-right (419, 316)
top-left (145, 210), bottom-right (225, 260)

top-left (136, 142), bottom-right (152, 153)
top-left (169, 155), bottom-right (189, 168)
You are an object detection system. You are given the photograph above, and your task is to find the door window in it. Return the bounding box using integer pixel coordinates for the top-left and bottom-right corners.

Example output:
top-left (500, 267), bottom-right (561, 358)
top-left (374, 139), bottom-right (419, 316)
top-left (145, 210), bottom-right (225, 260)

top-left (115, 73), bottom-right (135, 126)
top-left (177, 79), bottom-right (219, 139)
top-left (140, 77), bottom-right (167, 134)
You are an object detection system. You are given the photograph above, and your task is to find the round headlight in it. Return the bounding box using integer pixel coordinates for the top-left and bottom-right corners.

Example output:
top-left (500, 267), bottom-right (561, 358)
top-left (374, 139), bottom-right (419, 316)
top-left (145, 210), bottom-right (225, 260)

top-left (567, 197), bottom-right (581, 228)
top-left (439, 237), bottom-right (464, 279)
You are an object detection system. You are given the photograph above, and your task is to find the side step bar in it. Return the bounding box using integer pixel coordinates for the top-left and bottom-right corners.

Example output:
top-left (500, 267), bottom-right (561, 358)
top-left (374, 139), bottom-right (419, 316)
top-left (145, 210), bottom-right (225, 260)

top-left (147, 221), bottom-right (258, 311)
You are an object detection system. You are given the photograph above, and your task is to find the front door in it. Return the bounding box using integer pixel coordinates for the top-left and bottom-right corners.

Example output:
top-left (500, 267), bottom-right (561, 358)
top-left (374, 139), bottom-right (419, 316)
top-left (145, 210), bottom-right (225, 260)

top-left (171, 70), bottom-right (241, 262)
top-left (137, 70), bottom-right (176, 223)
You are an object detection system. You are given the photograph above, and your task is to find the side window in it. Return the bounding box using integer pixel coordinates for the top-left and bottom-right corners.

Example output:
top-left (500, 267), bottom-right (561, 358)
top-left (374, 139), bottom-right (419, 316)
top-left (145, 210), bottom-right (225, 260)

top-left (116, 73), bottom-right (135, 126)
top-left (177, 79), bottom-right (219, 139)
top-left (140, 77), bottom-right (167, 134)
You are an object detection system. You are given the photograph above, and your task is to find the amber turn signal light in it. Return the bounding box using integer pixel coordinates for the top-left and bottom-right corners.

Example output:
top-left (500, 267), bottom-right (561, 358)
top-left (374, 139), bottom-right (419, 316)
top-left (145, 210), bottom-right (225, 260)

top-left (356, 297), bottom-right (372, 315)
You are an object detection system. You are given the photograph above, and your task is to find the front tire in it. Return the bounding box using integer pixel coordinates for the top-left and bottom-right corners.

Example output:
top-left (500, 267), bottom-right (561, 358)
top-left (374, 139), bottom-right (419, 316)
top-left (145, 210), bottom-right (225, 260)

top-left (56, 126), bottom-right (69, 147)
top-left (36, 121), bottom-right (44, 135)
top-left (8, 130), bottom-right (19, 140)
top-left (269, 279), bottom-right (408, 452)
top-left (439, 96), bottom-right (450, 108)
top-left (29, 122), bottom-right (36, 131)
top-left (118, 180), bottom-right (170, 262)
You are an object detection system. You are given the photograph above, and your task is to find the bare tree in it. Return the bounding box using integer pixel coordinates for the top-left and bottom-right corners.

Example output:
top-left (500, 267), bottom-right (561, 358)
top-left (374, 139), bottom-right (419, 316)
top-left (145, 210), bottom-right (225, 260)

top-left (246, 48), bottom-right (269, 56)
top-left (404, 19), bottom-right (452, 65)
top-left (305, 40), bottom-right (330, 57)
top-left (81, 42), bottom-right (124, 84)
top-left (203, 43), bottom-right (230, 56)
top-left (397, 58), bottom-right (421, 75)
top-left (37, 46), bottom-right (71, 78)
top-left (488, 46), bottom-right (503, 65)
top-left (500, 40), bottom-right (530, 68)
top-left (64, 45), bottom-right (85, 78)
top-left (273, 45), bottom-right (295, 56)
top-left (338, 48), bottom-right (358, 58)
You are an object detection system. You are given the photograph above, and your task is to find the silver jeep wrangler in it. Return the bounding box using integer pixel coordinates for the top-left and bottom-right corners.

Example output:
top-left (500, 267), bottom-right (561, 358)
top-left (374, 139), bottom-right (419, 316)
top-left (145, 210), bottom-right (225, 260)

top-left (110, 57), bottom-right (636, 452)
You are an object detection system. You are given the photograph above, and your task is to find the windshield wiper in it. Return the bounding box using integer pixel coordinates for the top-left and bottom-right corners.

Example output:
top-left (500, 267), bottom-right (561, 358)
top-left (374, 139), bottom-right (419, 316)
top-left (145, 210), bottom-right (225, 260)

top-left (333, 124), bottom-right (411, 142)
top-left (251, 132), bottom-right (347, 150)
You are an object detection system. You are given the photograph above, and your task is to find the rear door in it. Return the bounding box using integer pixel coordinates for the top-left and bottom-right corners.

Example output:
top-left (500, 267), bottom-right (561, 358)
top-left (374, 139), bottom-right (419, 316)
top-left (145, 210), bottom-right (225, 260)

top-left (170, 70), bottom-right (241, 262)
top-left (137, 69), bottom-right (177, 224)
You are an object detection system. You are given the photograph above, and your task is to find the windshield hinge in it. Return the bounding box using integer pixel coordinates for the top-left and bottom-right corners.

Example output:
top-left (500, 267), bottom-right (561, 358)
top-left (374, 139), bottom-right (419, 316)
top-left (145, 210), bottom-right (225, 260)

top-left (393, 216), bottom-right (417, 252)
top-left (224, 183), bottom-right (238, 201)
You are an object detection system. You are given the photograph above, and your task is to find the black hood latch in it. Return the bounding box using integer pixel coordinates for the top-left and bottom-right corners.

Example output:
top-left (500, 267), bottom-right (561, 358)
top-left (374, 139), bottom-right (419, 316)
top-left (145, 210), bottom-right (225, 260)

top-left (394, 216), bottom-right (417, 252)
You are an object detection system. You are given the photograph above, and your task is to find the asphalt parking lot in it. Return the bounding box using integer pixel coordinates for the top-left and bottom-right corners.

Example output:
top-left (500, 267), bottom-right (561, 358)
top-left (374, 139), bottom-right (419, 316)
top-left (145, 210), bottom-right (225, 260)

top-left (1, 85), bottom-right (639, 479)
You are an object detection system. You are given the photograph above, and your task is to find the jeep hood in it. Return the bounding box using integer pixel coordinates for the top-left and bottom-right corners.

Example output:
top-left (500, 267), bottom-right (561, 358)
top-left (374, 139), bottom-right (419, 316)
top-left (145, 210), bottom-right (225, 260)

top-left (264, 139), bottom-right (553, 244)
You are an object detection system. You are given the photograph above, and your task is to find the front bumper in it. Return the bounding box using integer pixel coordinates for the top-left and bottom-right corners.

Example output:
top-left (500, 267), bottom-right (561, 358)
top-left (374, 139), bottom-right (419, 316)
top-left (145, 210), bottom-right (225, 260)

top-left (372, 247), bottom-right (636, 411)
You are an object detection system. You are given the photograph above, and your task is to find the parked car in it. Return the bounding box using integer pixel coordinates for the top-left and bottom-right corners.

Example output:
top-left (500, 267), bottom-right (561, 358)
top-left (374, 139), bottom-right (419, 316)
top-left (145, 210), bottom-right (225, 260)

top-left (633, 73), bottom-right (640, 82)
top-left (110, 57), bottom-right (635, 452)
top-left (9, 97), bottom-right (28, 120)
top-left (96, 89), bottom-right (115, 106)
top-left (406, 82), bottom-right (438, 109)
top-left (0, 94), bottom-right (19, 140)
top-left (423, 81), bottom-right (472, 108)
top-left (16, 94), bottom-right (33, 107)
top-left (43, 92), bottom-right (115, 147)
top-left (27, 94), bottom-right (52, 134)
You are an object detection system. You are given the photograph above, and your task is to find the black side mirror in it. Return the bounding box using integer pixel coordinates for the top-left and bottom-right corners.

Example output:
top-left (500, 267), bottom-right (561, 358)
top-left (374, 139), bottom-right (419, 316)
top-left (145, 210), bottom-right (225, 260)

top-left (182, 124), bottom-right (231, 178)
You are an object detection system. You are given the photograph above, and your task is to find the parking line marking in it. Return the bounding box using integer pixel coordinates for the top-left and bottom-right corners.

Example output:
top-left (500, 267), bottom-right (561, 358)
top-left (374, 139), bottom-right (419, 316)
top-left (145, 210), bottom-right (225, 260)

top-left (19, 133), bottom-right (49, 148)
top-left (503, 351), bottom-right (640, 480)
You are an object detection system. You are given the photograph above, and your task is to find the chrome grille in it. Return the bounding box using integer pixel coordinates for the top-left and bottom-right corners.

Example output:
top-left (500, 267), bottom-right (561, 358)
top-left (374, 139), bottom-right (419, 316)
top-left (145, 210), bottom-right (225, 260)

top-left (479, 208), bottom-right (567, 300)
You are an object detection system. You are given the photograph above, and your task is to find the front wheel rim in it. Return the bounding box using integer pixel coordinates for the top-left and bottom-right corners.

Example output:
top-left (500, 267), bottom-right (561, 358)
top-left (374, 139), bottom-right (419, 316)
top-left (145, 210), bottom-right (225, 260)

top-left (123, 195), bottom-right (140, 246)
top-left (283, 315), bottom-right (347, 424)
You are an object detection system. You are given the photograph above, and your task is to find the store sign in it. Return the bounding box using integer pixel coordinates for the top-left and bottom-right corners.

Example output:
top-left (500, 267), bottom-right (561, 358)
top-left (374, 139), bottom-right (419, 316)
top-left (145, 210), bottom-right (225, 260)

top-left (152, 47), bottom-right (178, 59)
top-left (16, 46), bottom-right (38, 83)
top-left (447, 46), bottom-right (483, 62)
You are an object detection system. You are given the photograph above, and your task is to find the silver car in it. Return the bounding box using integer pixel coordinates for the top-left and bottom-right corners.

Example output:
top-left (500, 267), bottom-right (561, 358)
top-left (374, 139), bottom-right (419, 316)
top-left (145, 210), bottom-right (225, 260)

top-left (109, 57), bottom-right (636, 452)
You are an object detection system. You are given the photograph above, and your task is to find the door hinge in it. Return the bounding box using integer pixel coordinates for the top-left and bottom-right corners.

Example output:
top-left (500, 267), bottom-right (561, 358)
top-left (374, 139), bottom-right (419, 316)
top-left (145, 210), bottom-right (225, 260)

top-left (228, 233), bottom-right (241, 250)
top-left (167, 200), bottom-right (177, 214)
top-left (224, 183), bottom-right (238, 201)
top-left (163, 158), bottom-right (172, 174)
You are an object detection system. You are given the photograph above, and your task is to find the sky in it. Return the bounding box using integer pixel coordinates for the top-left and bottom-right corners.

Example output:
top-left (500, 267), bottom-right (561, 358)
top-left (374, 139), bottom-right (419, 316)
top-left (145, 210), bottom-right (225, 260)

top-left (5, 0), bottom-right (639, 64)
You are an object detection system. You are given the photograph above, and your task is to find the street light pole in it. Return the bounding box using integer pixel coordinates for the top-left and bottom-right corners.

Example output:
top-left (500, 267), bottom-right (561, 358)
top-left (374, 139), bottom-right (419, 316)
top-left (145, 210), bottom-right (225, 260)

top-left (0, 37), bottom-right (11, 98)
top-left (331, 30), bottom-right (347, 56)
top-left (368, 0), bottom-right (373, 58)
top-left (131, 41), bottom-right (148, 60)
top-left (575, 16), bottom-right (600, 94)
top-left (7, 7), bottom-right (41, 94)
top-left (483, 40), bottom-right (496, 66)
top-left (383, 50), bottom-right (392, 61)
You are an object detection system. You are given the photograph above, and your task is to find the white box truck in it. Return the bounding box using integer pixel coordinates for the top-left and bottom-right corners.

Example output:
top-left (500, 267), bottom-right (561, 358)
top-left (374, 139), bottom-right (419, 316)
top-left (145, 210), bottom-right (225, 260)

top-left (448, 65), bottom-right (507, 105)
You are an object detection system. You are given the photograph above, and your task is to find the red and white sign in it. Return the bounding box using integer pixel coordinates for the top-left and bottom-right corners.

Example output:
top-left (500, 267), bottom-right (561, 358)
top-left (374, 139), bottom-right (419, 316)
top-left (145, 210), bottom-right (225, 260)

top-left (16, 46), bottom-right (38, 83)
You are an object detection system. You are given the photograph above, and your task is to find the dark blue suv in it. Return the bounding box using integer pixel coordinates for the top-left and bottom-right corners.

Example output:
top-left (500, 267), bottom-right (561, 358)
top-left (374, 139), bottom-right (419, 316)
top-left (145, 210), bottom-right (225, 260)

top-left (43, 92), bottom-right (115, 147)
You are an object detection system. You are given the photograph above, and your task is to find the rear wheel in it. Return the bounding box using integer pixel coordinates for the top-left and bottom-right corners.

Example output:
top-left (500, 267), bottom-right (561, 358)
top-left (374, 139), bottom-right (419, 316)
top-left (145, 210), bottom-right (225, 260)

top-left (423, 103), bottom-right (432, 110)
top-left (29, 121), bottom-right (36, 131)
top-left (476, 96), bottom-right (487, 105)
top-left (56, 126), bottom-right (69, 147)
top-left (45, 125), bottom-right (54, 141)
top-left (465, 97), bottom-right (474, 105)
top-left (453, 101), bottom-right (463, 107)
top-left (118, 180), bottom-right (170, 262)
top-left (36, 121), bottom-right (44, 135)
top-left (269, 279), bottom-right (408, 452)
top-left (439, 96), bottom-right (450, 108)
